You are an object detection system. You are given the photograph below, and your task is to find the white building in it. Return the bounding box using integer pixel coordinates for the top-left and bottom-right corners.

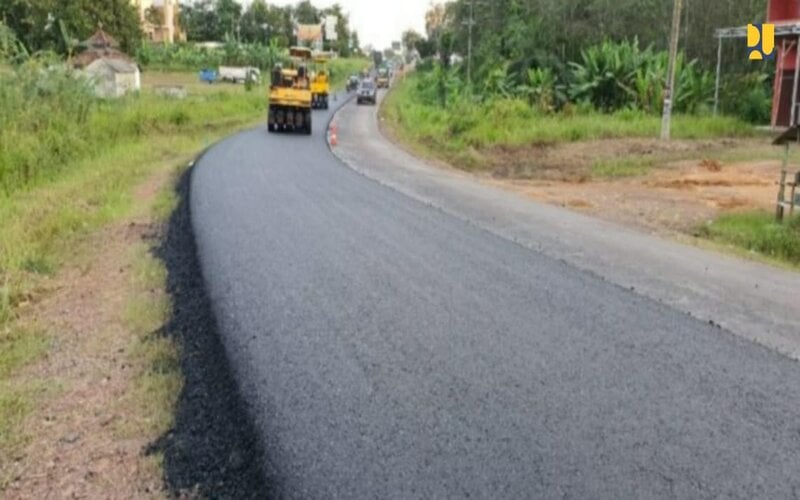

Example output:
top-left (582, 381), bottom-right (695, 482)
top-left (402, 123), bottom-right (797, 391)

top-left (85, 58), bottom-right (141, 98)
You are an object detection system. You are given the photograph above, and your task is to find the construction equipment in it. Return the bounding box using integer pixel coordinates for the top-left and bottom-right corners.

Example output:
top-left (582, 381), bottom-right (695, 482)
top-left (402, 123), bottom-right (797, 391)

top-left (376, 67), bottom-right (390, 89)
top-left (268, 47), bottom-right (313, 135)
top-left (310, 55), bottom-right (331, 109)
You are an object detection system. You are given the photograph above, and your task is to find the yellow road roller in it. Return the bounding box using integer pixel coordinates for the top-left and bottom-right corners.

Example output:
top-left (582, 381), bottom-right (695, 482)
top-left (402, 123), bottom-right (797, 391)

top-left (268, 47), bottom-right (313, 134)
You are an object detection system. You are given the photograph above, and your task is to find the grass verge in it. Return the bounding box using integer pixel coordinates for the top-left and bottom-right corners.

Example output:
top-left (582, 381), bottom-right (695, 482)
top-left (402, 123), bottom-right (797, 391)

top-left (697, 212), bottom-right (800, 267)
top-left (0, 70), bottom-right (266, 490)
top-left (0, 325), bottom-right (50, 465)
top-left (383, 73), bottom-right (755, 153)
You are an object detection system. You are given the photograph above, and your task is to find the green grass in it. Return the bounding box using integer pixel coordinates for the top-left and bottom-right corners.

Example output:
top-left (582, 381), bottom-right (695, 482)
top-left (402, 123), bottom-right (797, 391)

top-left (698, 212), bottom-right (800, 266)
top-left (0, 326), bottom-right (49, 379)
top-left (115, 244), bottom-right (181, 440)
top-left (0, 66), bottom-right (271, 478)
top-left (0, 381), bottom-right (48, 472)
top-left (0, 325), bottom-right (50, 480)
top-left (382, 72), bottom-right (756, 159)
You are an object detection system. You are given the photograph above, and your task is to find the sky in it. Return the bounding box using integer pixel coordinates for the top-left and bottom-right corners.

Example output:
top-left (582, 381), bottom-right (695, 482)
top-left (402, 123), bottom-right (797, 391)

top-left (240, 0), bottom-right (430, 49)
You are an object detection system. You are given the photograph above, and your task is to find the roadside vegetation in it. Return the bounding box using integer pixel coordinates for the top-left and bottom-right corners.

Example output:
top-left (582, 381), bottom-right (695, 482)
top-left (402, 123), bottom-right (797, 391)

top-left (698, 213), bottom-right (800, 267)
top-left (384, 71), bottom-right (753, 156)
top-left (386, 1), bottom-right (800, 266)
top-left (138, 40), bottom-right (368, 90)
top-left (0, 16), bottom-right (364, 490)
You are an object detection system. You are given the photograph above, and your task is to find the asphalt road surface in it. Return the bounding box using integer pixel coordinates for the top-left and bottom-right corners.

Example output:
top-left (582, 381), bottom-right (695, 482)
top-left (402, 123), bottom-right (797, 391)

top-left (190, 93), bottom-right (800, 498)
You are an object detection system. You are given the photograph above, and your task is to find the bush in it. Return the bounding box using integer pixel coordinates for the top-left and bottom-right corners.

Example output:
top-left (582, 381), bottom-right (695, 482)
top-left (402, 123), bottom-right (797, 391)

top-left (721, 72), bottom-right (772, 124)
top-left (421, 39), bottom-right (763, 123)
top-left (0, 49), bottom-right (264, 196)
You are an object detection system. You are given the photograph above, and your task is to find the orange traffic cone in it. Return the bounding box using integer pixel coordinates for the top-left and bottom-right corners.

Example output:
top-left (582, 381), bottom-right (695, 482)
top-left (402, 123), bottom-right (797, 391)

top-left (329, 123), bottom-right (338, 147)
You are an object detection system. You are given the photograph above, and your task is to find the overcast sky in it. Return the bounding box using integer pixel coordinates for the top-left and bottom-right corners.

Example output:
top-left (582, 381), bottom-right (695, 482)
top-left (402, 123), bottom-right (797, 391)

top-left (239, 0), bottom-right (430, 49)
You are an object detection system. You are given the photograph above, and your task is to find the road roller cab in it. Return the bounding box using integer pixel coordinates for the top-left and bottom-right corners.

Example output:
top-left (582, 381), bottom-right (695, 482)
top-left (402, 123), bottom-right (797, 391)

top-left (310, 55), bottom-right (331, 109)
top-left (268, 47), bottom-right (313, 134)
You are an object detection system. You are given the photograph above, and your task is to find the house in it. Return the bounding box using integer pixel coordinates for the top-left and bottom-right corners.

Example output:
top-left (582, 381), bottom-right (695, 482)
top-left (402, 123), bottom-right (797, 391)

top-left (73, 28), bottom-right (141, 98)
top-left (85, 58), bottom-right (141, 98)
top-left (133, 0), bottom-right (185, 44)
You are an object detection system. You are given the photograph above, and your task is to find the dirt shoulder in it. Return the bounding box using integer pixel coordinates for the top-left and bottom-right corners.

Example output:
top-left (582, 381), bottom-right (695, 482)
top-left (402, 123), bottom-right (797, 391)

top-left (3, 172), bottom-right (177, 498)
top-left (478, 139), bottom-right (782, 236)
top-left (2, 165), bottom-right (267, 498)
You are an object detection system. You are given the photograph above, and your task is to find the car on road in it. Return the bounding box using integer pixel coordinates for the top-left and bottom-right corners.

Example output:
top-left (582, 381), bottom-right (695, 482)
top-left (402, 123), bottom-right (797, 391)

top-left (346, 75), bottom-right (360, 92)
top-left (376, 67), bottom-right (390, 89)
top-left (356, 80), bottom-right (377, 105)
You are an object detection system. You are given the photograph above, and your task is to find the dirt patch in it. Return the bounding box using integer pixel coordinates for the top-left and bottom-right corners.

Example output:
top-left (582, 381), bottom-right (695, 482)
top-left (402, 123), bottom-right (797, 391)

top-left (2, 167), bottom-right (267, 498)
top-left (700, 158), bottom-right (723, 172)
top-left (3, 222), bottom-right (168, 498)
top-left (484, 151), bottom-right (783, 234)
top-left (486, 138), bottom-right (735, 181)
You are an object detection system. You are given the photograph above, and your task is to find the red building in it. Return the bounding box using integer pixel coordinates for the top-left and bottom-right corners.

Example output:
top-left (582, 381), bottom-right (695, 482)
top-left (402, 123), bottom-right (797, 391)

top-left (769, 0), bottom-right (800, 127)
top-left (716, 0), bottom-right (800, 127)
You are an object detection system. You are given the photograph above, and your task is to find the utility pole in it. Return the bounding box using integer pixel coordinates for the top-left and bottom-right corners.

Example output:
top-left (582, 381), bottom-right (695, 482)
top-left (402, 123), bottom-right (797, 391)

top-left (466, 0), bottom-right (475, 86)
top-left (661, 0), bottom-right (684, 140)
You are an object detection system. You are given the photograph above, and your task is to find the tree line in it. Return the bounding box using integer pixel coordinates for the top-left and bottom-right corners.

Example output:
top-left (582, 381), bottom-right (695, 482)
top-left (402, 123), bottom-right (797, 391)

top-left (181, 0), bottom-right (359, 56)
top-left (398, 0), bottom-right (771, 122)
top-left (404, 0), bottom-right (768, 74)
top-left (0, 0), bottom-right (360, 57)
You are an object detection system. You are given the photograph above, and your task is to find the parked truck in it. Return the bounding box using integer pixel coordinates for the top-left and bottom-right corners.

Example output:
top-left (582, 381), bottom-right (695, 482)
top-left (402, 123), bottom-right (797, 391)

top-left (219, 66), bottom-right (261, 84)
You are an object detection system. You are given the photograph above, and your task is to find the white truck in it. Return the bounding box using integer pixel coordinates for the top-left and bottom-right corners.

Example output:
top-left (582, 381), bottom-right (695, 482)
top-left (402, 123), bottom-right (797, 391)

top-left (218, 66), bottom-right (261, 84)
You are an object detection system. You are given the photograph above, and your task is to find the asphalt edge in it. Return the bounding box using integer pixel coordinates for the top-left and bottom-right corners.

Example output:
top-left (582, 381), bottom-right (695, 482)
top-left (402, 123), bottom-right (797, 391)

top-left (149, 162), bottom-right (271, 498)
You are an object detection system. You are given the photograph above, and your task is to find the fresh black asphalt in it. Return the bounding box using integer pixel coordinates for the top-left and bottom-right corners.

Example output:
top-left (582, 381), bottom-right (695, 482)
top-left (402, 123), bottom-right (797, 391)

top-left (188, 97), bottom-right (800, 498)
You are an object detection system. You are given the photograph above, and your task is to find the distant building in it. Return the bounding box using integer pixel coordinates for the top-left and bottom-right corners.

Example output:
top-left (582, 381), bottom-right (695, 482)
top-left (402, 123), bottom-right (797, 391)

top-left (132, 0), bottom-right (185, 44)
top-left (74, 28), bottom-right (141, 98)
top-left (296, 24), bottom-right (324, 52)
top-left (85, 58), bottom-right (141, 98)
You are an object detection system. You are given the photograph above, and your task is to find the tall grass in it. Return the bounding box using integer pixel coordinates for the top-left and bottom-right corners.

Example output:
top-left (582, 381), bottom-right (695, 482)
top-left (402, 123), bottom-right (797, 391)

top-left (0, 56), bottom-right (264, 196)
top-left (383, 72), bottom-right (754, 154)
top-left (699, 213), bottom-right (800, 266)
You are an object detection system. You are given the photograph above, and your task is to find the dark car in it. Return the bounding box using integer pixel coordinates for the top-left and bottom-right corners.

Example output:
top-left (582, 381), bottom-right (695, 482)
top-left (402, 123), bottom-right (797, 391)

top-left (346, 75), bottom-right (360, 92)
top-left (356, 80), bottom-right (377, 105)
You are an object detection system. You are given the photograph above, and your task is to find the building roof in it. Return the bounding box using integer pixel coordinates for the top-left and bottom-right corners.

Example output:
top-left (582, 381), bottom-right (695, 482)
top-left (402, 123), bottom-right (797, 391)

top-left (73, 47), bottom-right (135, 69)
top-left (81, 28), bottom-right (120, 49)
top-left (86, 57), bottom-right (138, 74)
top-left (73, 28), bottom-right (134, 69)
top-left (716, 21), bottom-right (800, 39)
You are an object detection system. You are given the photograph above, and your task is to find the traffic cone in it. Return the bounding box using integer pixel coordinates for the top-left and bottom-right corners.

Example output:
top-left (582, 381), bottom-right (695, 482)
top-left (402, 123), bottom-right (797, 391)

top-left (329, 123), bottom-right (338, 147)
